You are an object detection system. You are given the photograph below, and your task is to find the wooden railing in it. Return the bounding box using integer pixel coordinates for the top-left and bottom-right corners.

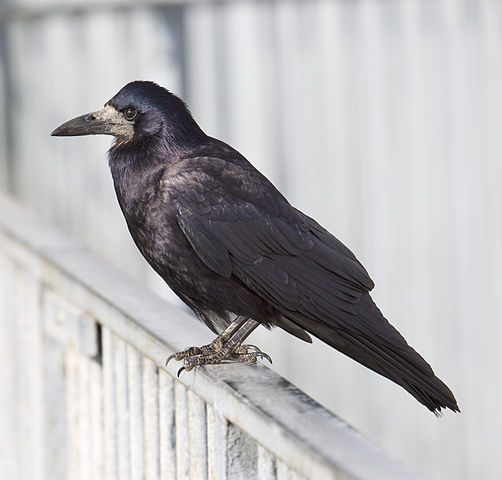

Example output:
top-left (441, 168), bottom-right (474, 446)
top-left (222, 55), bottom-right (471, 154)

top-left (0, 193), bottom-right (421, 480)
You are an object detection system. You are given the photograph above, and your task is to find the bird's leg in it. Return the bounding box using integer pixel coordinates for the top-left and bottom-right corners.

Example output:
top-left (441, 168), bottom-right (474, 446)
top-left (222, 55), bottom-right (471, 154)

top-left (167, 317), bottom-right (272, 376)
top-left (225, 323), bottom-right (272, 364)
top-left (165, 315), bottom-right (250, 365)
top-left (180, 318), bottom-right (271, 374)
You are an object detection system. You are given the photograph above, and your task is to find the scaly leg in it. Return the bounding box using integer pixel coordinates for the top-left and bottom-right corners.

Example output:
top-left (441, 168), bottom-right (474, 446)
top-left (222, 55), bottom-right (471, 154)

top-left (165, 317), bottom-right (272, 376)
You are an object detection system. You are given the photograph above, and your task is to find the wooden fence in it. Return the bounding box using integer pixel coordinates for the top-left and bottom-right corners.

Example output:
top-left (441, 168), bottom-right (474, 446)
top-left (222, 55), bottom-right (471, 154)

top-left (0, 193), bottom-right (421, 479)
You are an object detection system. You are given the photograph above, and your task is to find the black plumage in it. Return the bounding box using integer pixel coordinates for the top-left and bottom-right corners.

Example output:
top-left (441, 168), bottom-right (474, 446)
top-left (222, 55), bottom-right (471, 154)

top-left (52, 81), bottom-right (459, 414)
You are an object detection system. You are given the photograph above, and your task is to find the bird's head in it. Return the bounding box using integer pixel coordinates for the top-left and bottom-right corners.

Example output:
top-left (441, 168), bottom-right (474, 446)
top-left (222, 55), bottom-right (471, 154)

top-left (51, 81), bottom-right (205, 150)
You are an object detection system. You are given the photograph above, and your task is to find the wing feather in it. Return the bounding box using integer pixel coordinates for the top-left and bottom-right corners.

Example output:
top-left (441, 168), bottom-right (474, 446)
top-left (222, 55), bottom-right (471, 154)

top-left (167, 157), bottom-right (458, 412)
top-left (177, 212), bottom-right (232, 278)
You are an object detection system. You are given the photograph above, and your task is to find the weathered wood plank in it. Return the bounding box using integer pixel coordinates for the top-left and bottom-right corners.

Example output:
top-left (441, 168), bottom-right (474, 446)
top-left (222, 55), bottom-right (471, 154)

top-left (207, 405), bottom-right (227, 480)
top-left (159, 370), bottom-right (176, 480)
top-left (175, 382), bottom-right (190, 480)
top-left (143, 358), bottom-right (160, 480)
top-left (103, 327), bottom-right (118, 480)
top-left (188, 391), bottom-right (208, 479)
top-left (114, 335), bottom-right (132, 480)
top-left (128, 345), bottom-right (145, 480)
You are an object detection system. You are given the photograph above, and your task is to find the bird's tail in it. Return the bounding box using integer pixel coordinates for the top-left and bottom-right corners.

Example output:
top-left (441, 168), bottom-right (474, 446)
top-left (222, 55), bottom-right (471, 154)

top-left (285, 293), bottom-right (459, 414)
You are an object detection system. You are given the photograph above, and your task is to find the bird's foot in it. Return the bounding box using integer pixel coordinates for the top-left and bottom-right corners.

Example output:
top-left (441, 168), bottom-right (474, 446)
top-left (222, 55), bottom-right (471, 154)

top-left (167, 342), bottom-right (272, 377)
top-left (165, 338), bottom-right (225, 365)
top-left (230, 345), bottom-right (272, 364)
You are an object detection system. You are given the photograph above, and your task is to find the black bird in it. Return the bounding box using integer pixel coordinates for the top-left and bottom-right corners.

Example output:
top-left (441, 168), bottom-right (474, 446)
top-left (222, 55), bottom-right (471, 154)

top-left (52, 81), bottom-right (459, 414)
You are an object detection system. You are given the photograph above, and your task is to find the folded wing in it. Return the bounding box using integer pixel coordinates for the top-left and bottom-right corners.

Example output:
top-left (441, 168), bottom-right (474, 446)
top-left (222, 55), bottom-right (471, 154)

top-left (172, 165), bottom-right (458, 413)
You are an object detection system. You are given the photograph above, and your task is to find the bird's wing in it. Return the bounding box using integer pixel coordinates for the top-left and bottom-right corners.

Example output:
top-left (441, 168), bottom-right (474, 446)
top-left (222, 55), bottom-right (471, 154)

top-left (170, 163), bottom-right (374, 317)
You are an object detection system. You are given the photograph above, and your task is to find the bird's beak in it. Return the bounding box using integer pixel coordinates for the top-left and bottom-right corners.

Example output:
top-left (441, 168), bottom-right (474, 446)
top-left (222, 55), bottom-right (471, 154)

top-left (51, 105), bottom-right (133, 140)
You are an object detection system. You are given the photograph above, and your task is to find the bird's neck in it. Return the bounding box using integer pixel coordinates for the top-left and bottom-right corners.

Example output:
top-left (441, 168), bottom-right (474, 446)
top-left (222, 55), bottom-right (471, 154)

top-left (108, 139), bottom-right (170, 223)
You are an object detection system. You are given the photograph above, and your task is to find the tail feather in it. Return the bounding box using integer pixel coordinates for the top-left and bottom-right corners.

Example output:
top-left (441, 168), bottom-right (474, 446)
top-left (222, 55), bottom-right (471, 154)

top-left (283, 293), bottom-right (459, 414)
top-left (339, 328), bottom-right (459, 413)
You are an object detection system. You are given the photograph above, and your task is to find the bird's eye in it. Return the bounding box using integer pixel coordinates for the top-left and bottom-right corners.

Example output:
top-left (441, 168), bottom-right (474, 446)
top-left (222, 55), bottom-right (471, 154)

top-left (124, 107), bottom-right (137, 120)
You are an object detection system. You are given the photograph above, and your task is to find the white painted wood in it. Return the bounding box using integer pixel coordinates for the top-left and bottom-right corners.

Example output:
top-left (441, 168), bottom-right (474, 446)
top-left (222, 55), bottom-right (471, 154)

top-left (143, 358), bottom-right (160, 480)
top-left (13, 266), bottom-right (44, 480)
top-left (276, 460), bottom-right (304, 480)
top-left (79, 354), bottom-right (93, 480)
top-left (226, 423), bottom-right (258, 480)
top-left (175, 382), bottom-right (190, 480)
top-left (207, 405), bottom-right (227, 480)
top-left (66, 345), bottom-right (80, 480)
top-left (89, 356), bottom-right (104, 479)
top-left (188, 391), bottom-right (208, 479)
top-left (103, 327), bottom-right (119, 480)
top-left (41, 333), bottom-right (68, 479)
top-left (77, 353), bottom-right (93, 480)
top-left (114, 335), bottom-right (132, 480)
top-left (43, 290), bottom-right (98, 357)
top-left (257, 445), bottom-right (275, 480)
top-left (159, 370), bottom-right (176, 480)
top-left (128, 345), bottom-right (145, 480)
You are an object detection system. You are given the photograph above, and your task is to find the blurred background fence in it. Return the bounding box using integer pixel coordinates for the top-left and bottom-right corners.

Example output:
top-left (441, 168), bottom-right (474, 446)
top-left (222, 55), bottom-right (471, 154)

top-left (0, 0), bottom-right (500, 479)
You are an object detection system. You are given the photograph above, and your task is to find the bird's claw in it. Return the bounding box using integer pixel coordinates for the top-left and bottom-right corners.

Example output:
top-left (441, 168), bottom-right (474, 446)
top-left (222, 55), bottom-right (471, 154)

top-left (177, 360), bottom-right (198, 377)
top-left (236, 344), bottom-right (262, 354)
top-left (166, 353), bottom-right (178, 366)
top-left (258, 352), bottom-right (272, 364)
top-left (230, 349), bottom-right (273, 365)
top-left (166, 346), bottom-right (204, 367)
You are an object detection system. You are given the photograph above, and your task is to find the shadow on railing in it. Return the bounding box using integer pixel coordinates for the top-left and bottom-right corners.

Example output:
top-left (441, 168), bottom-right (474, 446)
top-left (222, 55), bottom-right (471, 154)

top-left (0, 193), bottom-right (421, 480)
